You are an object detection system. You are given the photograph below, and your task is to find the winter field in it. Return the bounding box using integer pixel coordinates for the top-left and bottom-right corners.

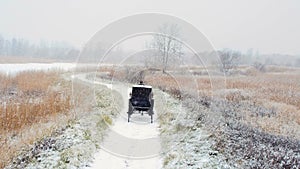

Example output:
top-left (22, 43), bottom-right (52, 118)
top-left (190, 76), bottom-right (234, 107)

top-left (96, 65), bottom-right (300, 168)
top-left (2, 0), bottom-right (300, 168)
top-left (0, 64), bottom-right (75, 168)
top-left (0, 63), bottom-right (299, 168)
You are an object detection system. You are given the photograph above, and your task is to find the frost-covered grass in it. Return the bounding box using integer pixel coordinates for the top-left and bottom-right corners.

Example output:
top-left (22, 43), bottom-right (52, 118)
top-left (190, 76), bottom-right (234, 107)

top-left (144, 69), bottom-right (300, 138)
top-left (141, 68), bottom-right (300, 168)
top-left (4, 80), bottom-right (122, 169)
top-left (155, 90), bottom-right (232, 169)
top-left (181, 92), bottom-right (300, 168)
top-left (0, 71), bottom-right (71, 132)
top-left (95, 65), bottom-right (300, 168)
top-left (0, 71), bottom-right (73, 168)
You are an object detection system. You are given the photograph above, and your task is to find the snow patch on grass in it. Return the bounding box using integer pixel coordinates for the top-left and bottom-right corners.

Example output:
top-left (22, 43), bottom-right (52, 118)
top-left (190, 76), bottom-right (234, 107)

top-left (155, 90), bottom-right (232, 169)
top-left (5, 84), bottom-right (122, 169)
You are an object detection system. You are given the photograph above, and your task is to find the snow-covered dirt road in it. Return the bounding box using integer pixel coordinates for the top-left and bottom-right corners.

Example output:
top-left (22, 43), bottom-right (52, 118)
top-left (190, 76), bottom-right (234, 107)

top-left (6, 73), bottom-right (232, 169)
top-left (77, 74), bottom-right (162, 169)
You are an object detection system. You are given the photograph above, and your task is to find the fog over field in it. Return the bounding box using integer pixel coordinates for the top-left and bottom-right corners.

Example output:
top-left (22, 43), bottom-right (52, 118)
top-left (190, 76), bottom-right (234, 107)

top-left (0, 1), bottom-right (300, 169)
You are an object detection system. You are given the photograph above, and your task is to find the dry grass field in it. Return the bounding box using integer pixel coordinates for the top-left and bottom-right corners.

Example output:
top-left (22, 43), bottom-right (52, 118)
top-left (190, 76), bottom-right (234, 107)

top-left (0, 71), bottom-right (73, 168)
top-left (157, 74), bottom-right (298, 136)
top-left (139, 68), bottom-right (300, 139)
top-left (0, 71), bottom-right (71, 133)
top-left (97, 65), bottom-right (300, 168)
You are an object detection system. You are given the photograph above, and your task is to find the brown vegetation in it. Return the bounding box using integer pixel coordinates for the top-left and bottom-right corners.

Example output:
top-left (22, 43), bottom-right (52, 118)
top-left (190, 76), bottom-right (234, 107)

top-left (0, 71), bottom-right (72, 168)
top-left (98, 65), bottom-right (300, 137)
top-left (144, 71), bottom-right (300, 137)
top-left (0, 71), bottom-right (71, 133)
top-left (97, 65), bottom-right (300, 168)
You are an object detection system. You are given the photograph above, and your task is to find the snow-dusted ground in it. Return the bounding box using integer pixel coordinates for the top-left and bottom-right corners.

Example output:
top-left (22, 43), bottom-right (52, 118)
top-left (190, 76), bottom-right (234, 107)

top-left (82, 75), bottom-right (162, 169)
top-left (4, 71), bottom-right (232, 169)
top-left (87, 116), bottom-right (162, 169)
top-left (5, 73), bottom-right (123, 169)
top-left (0, 63), bottom-right (76, 75)
top-left (70, 73), bottom-right (231, 169)
top-left (157, 92), bottom-right (233, 169)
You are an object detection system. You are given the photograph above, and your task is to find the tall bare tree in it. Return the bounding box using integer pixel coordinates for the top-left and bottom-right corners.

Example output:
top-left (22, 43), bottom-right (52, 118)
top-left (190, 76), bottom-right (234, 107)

top-left (148, 23), bottom-right (183, 73)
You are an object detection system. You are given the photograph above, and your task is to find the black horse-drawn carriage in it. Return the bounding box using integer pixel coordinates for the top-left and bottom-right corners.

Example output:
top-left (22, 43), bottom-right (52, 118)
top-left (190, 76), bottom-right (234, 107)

top-left (127, 82), bottom-right (154, 123)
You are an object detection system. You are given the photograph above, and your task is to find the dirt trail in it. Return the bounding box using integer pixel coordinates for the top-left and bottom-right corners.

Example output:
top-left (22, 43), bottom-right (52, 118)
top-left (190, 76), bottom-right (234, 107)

top-left (76, 74), bottom-right (162, 169)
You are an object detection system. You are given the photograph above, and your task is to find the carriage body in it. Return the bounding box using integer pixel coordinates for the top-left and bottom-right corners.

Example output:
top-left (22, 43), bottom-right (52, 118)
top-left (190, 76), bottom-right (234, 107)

top-left (127, 84), bottom-right (154, 123)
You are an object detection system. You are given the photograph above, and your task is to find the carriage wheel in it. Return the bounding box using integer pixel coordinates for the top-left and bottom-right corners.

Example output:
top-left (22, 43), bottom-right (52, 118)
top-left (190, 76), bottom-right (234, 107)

top-left (150, 99), bottom-right (154, 123)
top-left (128, 100), bottom-right (133, 123)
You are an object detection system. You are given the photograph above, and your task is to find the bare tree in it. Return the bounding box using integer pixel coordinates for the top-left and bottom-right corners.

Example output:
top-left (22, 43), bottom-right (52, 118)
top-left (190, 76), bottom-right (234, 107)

top-left (148, 23), bottom-right (183, 73)
top-left (218, 49), bottom-right (241, 74)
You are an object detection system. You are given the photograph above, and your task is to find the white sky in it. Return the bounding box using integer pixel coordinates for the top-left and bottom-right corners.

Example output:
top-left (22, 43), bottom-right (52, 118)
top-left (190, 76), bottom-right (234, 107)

top-left (0, 0), bottom-right (299, 55)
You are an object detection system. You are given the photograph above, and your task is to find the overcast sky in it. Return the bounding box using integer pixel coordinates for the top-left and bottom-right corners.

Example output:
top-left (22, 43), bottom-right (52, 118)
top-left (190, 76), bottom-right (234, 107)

top-left (0, 0), bottom-right (299, 55)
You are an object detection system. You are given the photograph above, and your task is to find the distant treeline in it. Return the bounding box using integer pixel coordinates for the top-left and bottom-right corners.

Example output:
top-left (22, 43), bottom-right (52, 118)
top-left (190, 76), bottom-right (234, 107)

top-left (0, 35), bottom-right (79, 60)
top-left (1, 34), bottom-right (300, 66)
